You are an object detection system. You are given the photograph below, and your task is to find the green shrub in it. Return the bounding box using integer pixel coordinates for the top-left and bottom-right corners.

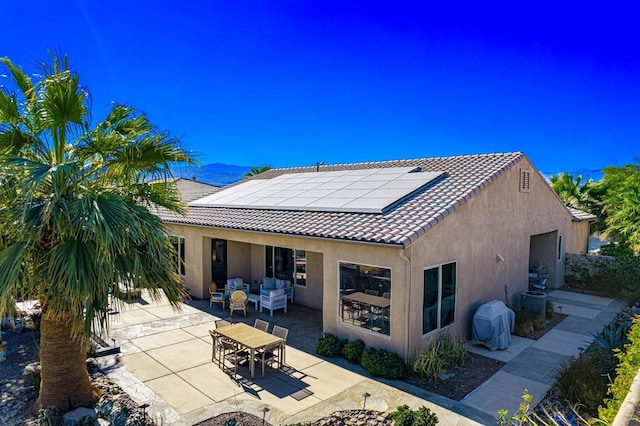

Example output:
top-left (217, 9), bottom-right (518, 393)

top-left (361, 347), bottom-right (409, 379)
top-left (555, 354), bottom-right (609, 415)
top-left (413, 335), bottom-right (468, 382)
top-left (600, 317), bottom-right (640, 422)
top-left (388, 404), bottom-right (438, 426)
top-left (342, 339), bottom-right (365, 364)
top-left (315, 333), bottom-right (345, 357)
top-left (592, 319), bottom-right (631, 352)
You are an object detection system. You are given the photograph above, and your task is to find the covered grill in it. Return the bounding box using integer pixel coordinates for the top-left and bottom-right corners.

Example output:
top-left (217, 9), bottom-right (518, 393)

top-left (471, 300), bottom-right (515, 350)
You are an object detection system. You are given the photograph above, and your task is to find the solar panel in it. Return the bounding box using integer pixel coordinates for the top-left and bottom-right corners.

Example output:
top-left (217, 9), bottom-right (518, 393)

top-left (189, 167), bottom-right (445, 214)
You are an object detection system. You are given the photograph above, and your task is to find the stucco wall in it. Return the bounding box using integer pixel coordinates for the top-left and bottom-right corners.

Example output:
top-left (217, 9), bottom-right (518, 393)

top-left (407, 158), bottom-right (574, 357)
top-left (567, 221), bottom-right (591, 254)
top-left (164, 157), bottom-right (583, 360)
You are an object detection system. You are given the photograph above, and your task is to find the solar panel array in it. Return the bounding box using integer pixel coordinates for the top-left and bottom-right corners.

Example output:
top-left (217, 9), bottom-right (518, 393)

top-left (190, 167), bottom-right (445, 214)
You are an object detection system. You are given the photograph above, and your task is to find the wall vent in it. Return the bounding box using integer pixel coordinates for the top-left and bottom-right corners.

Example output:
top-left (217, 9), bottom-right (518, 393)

top-left (520, 169), bottom-right (531, 193)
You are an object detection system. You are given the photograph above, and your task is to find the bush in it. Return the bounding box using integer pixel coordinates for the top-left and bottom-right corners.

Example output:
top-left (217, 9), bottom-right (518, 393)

top-left (342, 339), bottom-right (365, 364)
top-left (600, 317), bottom-right (640, 422)
top-left (513, 311), bottom-right (544, 338)
top-left (388, 404), bottom-right (439, 426)
top-left (315, 333), bottom-right (345, 357)
top-left (361, 347), bottom-right (409, 379)
top-left (413, 334), bottom-right (468, 382)
top-left (555, 353), bottom-right (610, 415)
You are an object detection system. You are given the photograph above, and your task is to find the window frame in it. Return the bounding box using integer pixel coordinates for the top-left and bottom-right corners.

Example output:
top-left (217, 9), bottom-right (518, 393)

top-left (265, 246), bottom-right (307, 287)
top-left (422, 261), bottom-right (457, 336)
top-left (337, 260), bottom-right (392, 337)
top-left (170, 235), bottom-right (186, 277)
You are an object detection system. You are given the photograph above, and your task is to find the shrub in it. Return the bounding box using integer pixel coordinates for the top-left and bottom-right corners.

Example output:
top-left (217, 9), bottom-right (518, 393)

top-left (513, 311), bottom-right (544, 338)
top-left (388, 404), bottom-right (439, 426)
top-left (315, 333), bottom-right (345, 357)
top-left (361, 347), bottom-right (409, 379)
top-left (600, 317), bottom-right (640, 422)
top-left (555, 354), bottom-right (609, 415)
top-left (592, 319), bottom-right (631, 352)
top-left (413, 334), bottom-right (468, 382)
top-left (342, 339), bottom-right (365, 364)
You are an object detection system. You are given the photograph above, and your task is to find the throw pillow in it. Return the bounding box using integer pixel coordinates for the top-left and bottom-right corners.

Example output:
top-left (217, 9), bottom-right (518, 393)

top-left (275, 279), bottom-right (286, 290)
top-left (263, 277), bottom-right (276, 290)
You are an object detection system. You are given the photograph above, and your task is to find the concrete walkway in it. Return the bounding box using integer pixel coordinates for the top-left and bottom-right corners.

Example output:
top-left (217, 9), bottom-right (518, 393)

top-left (98, 289), bottom-right (623, 425)
top-left (461, 290), bottom-right (624, 423)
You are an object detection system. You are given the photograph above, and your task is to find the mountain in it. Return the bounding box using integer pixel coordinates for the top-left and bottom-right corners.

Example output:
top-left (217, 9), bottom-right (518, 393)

top-left (172, 163), bottom-right (252, 186)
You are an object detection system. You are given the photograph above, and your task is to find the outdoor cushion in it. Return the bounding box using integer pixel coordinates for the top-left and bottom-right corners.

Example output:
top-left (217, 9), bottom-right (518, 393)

top-left (275, 279), bottom-right (286, 290)
top-left (260, 289), bottom-right (271, 297)
top-left (270, 289), bottom-right (285, 297)
top-left (263, 277), bottom-right (276, 290)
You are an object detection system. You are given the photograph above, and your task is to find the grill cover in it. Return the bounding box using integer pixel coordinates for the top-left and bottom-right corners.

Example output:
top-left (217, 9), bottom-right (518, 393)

top-left (471, 300), bottom-right (515, 350)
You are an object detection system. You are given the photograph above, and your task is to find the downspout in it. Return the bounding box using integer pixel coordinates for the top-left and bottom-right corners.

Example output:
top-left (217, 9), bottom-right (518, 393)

top-left (399, 248), bottom-right (411, 363)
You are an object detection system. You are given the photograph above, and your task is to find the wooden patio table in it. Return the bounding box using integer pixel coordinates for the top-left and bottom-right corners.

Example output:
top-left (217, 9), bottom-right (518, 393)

top-left (341, 292), bottom-right (391, 327)
top-left (211, 322), bottom-right (284, 378)
top-left (342, 292), bottom-right (391, 308)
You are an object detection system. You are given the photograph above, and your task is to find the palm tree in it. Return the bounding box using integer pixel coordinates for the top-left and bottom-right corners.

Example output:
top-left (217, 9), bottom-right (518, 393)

top-left (243, 165), bottom-right (272, 177)
top-left (0, 54), bottom-right (193, 412)
top-left (550, 173), bottom-right (594, 211)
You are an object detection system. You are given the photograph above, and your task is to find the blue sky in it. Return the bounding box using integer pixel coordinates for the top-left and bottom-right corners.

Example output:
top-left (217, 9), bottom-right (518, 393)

top-left (2, 1), bottom-right (638, 177)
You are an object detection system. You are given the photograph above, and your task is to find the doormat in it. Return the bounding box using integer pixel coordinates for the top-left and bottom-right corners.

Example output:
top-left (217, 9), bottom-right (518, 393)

top-left (291, 389), bottom-right (313, 401)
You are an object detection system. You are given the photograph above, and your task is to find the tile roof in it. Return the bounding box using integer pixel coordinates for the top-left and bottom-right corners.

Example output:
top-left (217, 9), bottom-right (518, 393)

top-left (157, 152), bottom-right (525, 248)
top-left (567, 207), bottom-right (597, 222)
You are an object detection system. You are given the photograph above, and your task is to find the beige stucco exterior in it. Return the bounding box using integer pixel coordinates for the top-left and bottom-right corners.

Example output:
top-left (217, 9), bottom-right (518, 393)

top-left (165, 157), bottom-right (586, 361)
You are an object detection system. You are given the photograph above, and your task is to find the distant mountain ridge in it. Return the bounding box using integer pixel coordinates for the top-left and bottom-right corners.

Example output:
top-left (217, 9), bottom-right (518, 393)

top-left (172, 163), bottom-right (251, 186)
top-left (176, 163), bottom-right (607, 188)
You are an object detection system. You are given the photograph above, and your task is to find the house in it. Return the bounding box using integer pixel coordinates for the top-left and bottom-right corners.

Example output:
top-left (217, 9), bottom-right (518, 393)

top-left (157, 152), bottom-right (589, 360)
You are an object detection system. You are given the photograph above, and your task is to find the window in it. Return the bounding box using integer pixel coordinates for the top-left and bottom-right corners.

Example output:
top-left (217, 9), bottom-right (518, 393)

top-left (423, 262), bottom-right (456, 334)
top-left (266, 246), bottom-right (306, 286)
top-left (170, 236), bottom-right (186, 276)
top-left (520, 169), bottom-right (531, 192)
top-left (557, 235), bottom-right (563, 261)
top-left (339, 262), bottom-right (391, 335)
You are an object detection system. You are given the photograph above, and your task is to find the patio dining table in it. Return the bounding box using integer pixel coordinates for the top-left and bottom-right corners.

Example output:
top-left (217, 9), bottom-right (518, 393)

top-left (211, 322), bottom-right (284, 379)
top-left (341, 292), bottom-right (391, 327)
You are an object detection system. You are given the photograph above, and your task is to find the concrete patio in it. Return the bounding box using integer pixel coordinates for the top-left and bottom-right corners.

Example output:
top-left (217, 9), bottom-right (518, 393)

top-left (99, 291), bottom-right (477, 425)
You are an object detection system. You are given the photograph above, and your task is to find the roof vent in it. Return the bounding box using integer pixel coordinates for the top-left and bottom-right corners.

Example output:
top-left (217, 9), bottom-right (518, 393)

top-left (409, 167), bottom-right (423, 173)
top-left (520, 169), bottom-right (531, 193)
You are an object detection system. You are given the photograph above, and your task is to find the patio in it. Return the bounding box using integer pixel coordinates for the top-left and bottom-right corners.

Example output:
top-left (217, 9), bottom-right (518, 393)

top-left (100, 290), bottom-right (473, 425)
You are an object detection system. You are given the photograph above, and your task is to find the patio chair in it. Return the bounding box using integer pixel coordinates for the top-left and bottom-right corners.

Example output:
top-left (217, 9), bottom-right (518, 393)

top-left (215, 319), bottom-right (232, 328)
top-left (382, 291), bottom-right (391, 299)
top-left (260, 289), bottom-right (287, 316)
top-left (254, 318), bottom-right (269, 332)
top-left (209, 282), bottom-right (228, 309)
top-left (254, 341), bottom-right (283, 377)
top-left (342, 298), bottom-right (363, 324)
top-left (272, 325), bottom-right (289, 364)
top-left (531, 278), bottom-right (548, 293)
top-left (229, 290), bottom-right (248, 316)
top-left (364, 289), bottom-right (379, 296)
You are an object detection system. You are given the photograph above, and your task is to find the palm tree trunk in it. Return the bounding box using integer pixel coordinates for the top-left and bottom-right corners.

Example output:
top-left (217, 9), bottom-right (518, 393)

top-left (37, 312), bottom-right (97, 411)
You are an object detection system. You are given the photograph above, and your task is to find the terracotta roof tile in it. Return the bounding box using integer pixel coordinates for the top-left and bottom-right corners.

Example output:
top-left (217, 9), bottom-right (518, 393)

top-left (159, 152), bottom-right (525, 247)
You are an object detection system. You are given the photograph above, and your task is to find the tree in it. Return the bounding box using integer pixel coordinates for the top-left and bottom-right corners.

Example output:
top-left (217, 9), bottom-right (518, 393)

top-left (598, 163), bottom-right (640, 253)
top-left (243, 165), bottom-right (272, 177)
top-left (0, 54), bottom-right (193, 412)
top-left (550, 173), bottom-right (594, 211)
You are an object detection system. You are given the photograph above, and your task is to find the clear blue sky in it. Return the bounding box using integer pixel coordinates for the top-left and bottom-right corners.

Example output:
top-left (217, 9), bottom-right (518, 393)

top-left (2, 1), bottom-right (638, 176)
